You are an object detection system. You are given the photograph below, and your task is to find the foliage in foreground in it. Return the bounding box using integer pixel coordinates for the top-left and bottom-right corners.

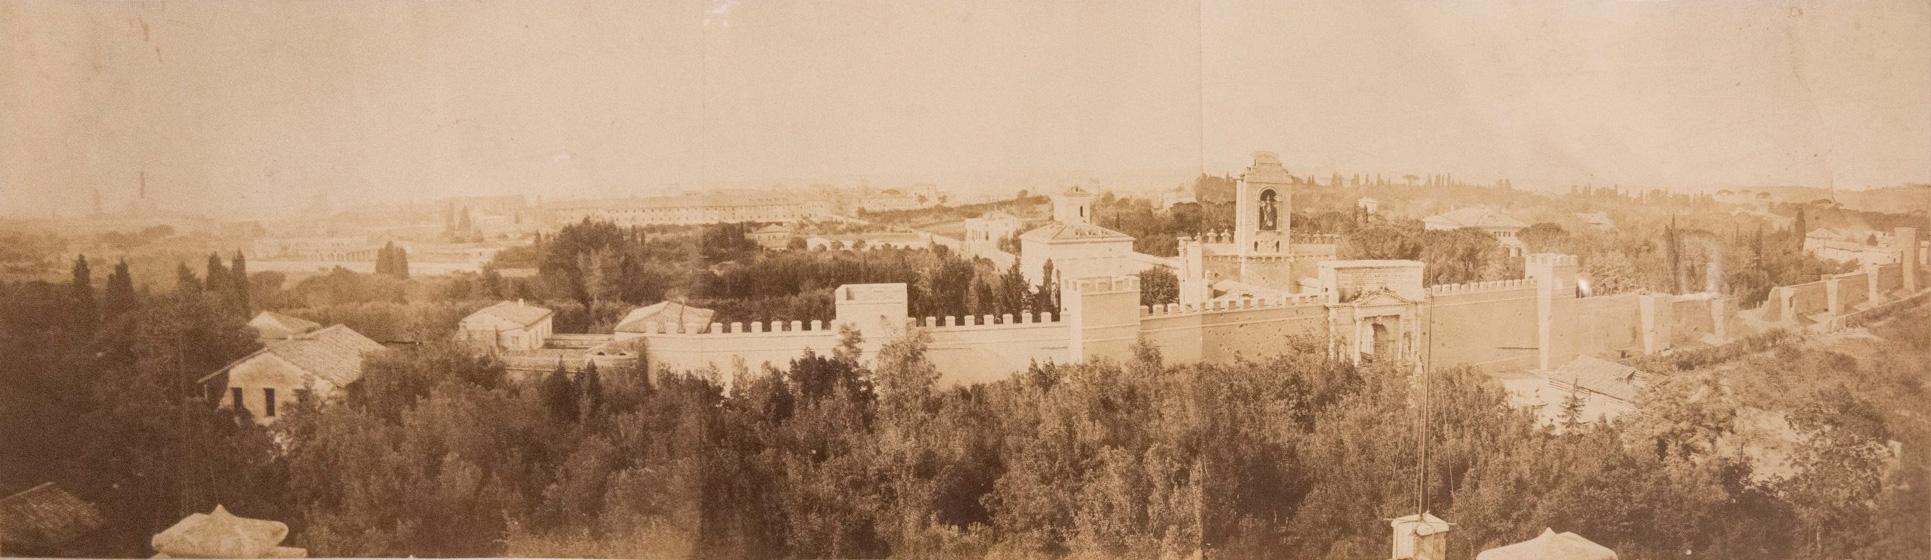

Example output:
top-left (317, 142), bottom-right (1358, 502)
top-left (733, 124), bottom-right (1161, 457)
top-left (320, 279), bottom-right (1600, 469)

top-left (2, 254), bottom-right (1923, 559)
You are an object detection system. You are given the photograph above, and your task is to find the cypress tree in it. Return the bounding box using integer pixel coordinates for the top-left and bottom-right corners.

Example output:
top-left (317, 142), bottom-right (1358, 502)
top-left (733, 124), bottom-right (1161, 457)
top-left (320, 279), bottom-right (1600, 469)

top-left (577, 361), bottom-right (603, 424)
top-left (1666, 217), bottom-right (1684, 294)
top-left (542, 363), bottom-right (578, 424)
top-left (205, 253), bottom-right (230, 297)
top-left (175, 263), bottom-right (201, 294)
top-left (70, 255), bottom-right (98, 335)
top-left (374, 243), bottom-right (391, 276)
top-left (230, 251), bottom-right (251, 314)
top-left (103, 259), bottom-right (138, 321)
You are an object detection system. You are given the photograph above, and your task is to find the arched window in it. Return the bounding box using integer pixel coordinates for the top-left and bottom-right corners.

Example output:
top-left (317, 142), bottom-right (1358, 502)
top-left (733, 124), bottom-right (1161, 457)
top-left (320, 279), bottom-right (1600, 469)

top-left (1258, 190), bottom-right (1279, 231)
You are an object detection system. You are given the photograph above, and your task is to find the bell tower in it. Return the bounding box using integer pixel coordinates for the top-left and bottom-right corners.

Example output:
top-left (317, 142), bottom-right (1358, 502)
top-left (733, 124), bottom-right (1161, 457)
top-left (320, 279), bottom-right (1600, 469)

top-left (1235, 152), bottom-right (1293, 257)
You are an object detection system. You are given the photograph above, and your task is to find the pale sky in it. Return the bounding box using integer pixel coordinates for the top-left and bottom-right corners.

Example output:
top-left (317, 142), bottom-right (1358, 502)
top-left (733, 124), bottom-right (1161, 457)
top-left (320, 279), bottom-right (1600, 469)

top-left (3, 1), bottom-right (1928, 216)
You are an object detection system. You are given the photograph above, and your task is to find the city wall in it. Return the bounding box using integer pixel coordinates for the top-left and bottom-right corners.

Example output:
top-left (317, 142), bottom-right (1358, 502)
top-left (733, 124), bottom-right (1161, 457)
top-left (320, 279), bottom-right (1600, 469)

top-left (1771, 280), bottom-right (1830, 323)
top-left (628, 321), bottom-right (842, 376)
top-left (606, 227), bottom-right (1925, 384)
top-left (1425, 281), bottom-right (1539, 371)
top-left (923, 315), bottom-right (1068, 386)
top-left (625, 309), bottom-right (1069, 386)
top-left (1565, 293), bottom-right (1645, 359)
top-left (1135, 296), bottom-right (1329, 364)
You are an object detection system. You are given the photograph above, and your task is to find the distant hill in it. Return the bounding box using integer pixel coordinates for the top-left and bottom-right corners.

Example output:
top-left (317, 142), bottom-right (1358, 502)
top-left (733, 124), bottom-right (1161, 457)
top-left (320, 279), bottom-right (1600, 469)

top-left (1710, 184), bottom-right (1931, 216)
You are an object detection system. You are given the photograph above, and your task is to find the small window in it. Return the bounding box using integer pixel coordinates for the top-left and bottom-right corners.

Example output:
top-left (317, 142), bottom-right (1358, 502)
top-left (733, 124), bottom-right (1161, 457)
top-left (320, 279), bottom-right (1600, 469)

top-left (264, 388), bottom-right (277, 417)
top-left (232, 387), bottom-right (245, 411)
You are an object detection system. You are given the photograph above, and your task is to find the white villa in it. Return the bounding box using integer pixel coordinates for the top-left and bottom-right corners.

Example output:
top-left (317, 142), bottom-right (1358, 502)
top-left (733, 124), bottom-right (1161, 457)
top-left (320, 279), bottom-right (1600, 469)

top-left (1018, 186), bottom-right (1144, 287)
top-left (1425, 207), bottom-right (1530, 255)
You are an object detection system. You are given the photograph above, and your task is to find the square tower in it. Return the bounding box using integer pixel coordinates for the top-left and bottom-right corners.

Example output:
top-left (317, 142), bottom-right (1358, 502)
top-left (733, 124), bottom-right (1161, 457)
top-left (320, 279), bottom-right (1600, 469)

top-left (1235, 151), bottom-right (1294, 256)
top-left (834, 284), bottom-right (910, 354)
top-left (1052, 186), bottom-right (1095, 225)
top-left (1525, 253), bottom-right (1580, 371)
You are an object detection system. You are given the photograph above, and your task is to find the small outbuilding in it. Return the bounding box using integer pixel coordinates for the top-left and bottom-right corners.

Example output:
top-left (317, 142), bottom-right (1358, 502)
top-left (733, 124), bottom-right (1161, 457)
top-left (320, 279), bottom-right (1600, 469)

top-left (459, 300), bottom-right (555, 352)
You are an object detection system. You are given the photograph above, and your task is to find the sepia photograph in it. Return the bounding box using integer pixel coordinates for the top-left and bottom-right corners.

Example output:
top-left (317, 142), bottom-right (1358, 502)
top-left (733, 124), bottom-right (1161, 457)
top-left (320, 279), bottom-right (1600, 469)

top-left (2, 1), bottom-right (1928, 558)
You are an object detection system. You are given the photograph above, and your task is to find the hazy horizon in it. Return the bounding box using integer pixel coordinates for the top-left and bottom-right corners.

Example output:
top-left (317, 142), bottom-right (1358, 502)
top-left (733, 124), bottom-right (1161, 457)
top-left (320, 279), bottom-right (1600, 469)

top-left (4, 1), bottom-right (1929, 217)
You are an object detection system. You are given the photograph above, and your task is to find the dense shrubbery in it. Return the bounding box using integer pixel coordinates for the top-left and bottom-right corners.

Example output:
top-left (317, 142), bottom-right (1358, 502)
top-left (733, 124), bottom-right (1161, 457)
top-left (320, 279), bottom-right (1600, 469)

top-left (3, 252), bottom-right (1925, 559)
top-left (267, 315), bottom-right (1929, 559)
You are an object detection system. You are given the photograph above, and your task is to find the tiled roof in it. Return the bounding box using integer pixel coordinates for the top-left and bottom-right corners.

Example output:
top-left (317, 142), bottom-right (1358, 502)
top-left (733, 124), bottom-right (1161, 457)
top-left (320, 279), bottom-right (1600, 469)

top-left (202, 325), bottom-right (384, 388)
top-left (1426, 207), bottom-right (1528, 230)
top-left (1018, 222), bottom-right (1133, 243)
top-left (150, 505), bottom-right (306, 559)
top-left (468, 300), bottom-right (554, 328)
top-left (1549, 355), bottom-right (1645, 403)
top-left (264, 325), bottom-right (384, 387)
top-left (247, 311), bottom-right (321, 339)
top-left (1476, 528), bottom-right (1617, 560)
top-left (615, 301), bottom-right (718, 333)
top-left (0, 483), bottom-right (103, 554)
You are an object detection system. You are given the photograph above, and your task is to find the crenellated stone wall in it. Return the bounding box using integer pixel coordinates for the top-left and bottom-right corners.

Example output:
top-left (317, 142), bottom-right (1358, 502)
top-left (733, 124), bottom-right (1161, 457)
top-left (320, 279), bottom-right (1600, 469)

top-left (1570, 293), bottom-right (1645, 359)
top-left (1425, 281), bottom-right (1540, 371)
top-left (605, 234), bottom-right (1927, 385)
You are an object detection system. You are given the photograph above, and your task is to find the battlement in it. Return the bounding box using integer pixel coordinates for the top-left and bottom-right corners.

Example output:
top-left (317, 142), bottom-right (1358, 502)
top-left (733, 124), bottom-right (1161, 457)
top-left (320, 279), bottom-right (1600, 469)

top-left (917, 311), bottom-right (1060, 330)
top-left (1202, 253), bottom-right (1326, 264)
top-left (1068, 275), bottom-right (1140, 294)
top-left (631, 319), bottom-right (837, 336)
top-left (1179, 230), bottom-right (1236, 245)
top-left (1139, 293), bottom-right (1324, 317)
top-left (1525, 253), bottom-right (1579, 267)
top-left (1291, 233), bottom-right (1342, 245)
top-left (1427, 278), bottom-right (1536, 296)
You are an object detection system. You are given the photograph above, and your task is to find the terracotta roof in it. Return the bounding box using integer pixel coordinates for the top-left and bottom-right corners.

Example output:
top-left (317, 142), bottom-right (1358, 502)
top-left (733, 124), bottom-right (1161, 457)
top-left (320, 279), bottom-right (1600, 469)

top-left (1549, 356), bottom-right (1645, 403)
top-left (615, 301), bottom-right (718, 333)
top-left (0, 483), bottom-right (103, 554)
top-left (1018, 222), bottom-right (1133, 243)
top-left (467, 300), bottom-right (554, 328)
top-left (247, 311), bottom-right (321, 339)
top-left (1476, 528), bottom-right (1617, 560)
top-left (201, 325), bottom-right (384, 388)
top-left (150, 505), bottom-right (306, 559)
top-left (1426, 207), bottom-right (1528, 230)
